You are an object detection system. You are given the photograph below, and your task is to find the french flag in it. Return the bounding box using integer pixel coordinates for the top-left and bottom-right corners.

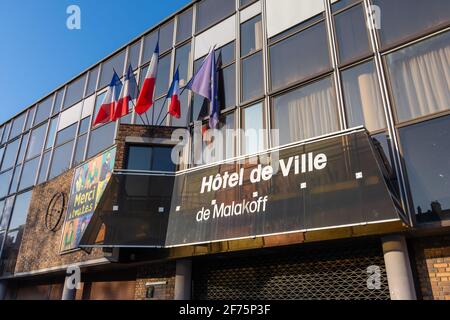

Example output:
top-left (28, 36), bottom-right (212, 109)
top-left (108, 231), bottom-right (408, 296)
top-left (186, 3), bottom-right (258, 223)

top-left (93, 71), bottom-right (123, 126)
top-left (135, 41), bottom-right (159, 115)
top-left (167, 67), bottom-right (181, 119)
top-left (113, 65), bottom-right (138, 121)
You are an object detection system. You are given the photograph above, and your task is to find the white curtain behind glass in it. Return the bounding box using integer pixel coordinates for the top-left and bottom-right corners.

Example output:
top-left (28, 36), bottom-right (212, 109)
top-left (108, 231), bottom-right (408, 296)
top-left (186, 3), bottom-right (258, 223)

top-left (388, 33), bottom-right (450, 122)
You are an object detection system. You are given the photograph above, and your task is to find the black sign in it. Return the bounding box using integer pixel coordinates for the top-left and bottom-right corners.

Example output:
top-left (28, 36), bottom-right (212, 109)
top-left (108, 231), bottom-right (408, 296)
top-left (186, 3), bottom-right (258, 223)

top-left (165, 130), bottom-right (402, 247)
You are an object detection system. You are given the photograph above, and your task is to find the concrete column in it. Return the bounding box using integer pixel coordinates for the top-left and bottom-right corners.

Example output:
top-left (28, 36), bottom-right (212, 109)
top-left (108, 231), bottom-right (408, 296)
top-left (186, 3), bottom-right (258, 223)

top-left (382, 235), bottom-right (417, 300)
top-left (0, 280), bottom-right (7, 300)
top-left (174, 259), bottom-right (192, 300)
top-left (61, 277), bottom-right (76, 300)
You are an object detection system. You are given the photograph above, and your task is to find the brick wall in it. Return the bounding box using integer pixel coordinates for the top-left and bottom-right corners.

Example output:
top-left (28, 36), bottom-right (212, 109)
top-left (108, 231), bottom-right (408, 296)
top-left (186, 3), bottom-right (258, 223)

top-left (14, 168), bottom-right (105, 274)
top-left (412, 235), bottom-right (450, 300)
top-left (134, 261), bottom-right (176, 300)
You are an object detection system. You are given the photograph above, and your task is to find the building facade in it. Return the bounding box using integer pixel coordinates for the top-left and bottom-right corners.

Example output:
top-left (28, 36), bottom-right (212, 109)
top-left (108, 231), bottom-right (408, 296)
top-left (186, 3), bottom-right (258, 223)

top-left (0, 0), bottom-right (449, 300)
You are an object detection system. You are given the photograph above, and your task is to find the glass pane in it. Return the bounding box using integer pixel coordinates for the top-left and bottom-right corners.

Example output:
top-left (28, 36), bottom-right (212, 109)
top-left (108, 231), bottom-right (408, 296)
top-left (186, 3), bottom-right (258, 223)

top-left (341, 60), bottom-right (386, 132)
top-left (160, 20), bottom-right (174, 53)
top-left (48, 141), bottom-right (74, 179)
top-left (0, 200), bottom-right (4, 229)
top-left (24, 107), bottom-right (36, 131)
top-left (334, 4), bottom-right (371, 65)
top-left (175, 43), bottom-right (191, 87)
top-left (386, 32), bottom-right (450, 123)
top-left (53, 89), bottom-right (64, 115)
top-left (0, 147), bottom-right (4, 166)
top-left (400, 115), bottom-right (450, 222)
top-left (142, 31), bottom-right (158, 65)
top-left (99, 50), bottom-right (126, 89)
top-left (272, 77), bottom-right (339, 146)
top-left (79, 117), bottom-right (90, 135)
top-left (17, 133), bottom-right (29, 164)
top-left (170, 91), bottom-right (189, 127)
top-left (1, 123), bottom-right (11, 144)
top-left (10, 113), bottom-right (26, 139)
top-left (128, 41), bottom-right (141, 70)
top-left (216, 41), bottom-right (235, 66)
top-left (73, 134), bottom-right (87, 166)
top-left (218, 64), bottom-right (236, 109)
top-left (45, 117), bottom-right (58, 149)
top-left (86, 66), bottom-right (99, 97)
top-left (241, 52), bottom-right (264, 102)
top-left (240, 0), bottom-right (257, 8)
top-left (151, 147), bottom-right (175, 172)
top-left (155, 54), bottom-right (172, 99)
top-left (242, 103), bottom-right (265, 154)
top-left (176, 8), bottom-right (193, 43)
top-left (9, 165), bottom-right (21, 194)
top-left (270, 22), bottom-right (330, 90)
top-left (87, 122), bottom-right (115, 159)
top-left (8, 190), bottom-right (32, 231)
top-left (374, 0), bottom-right (450, 48)
top-left (55, 123), bottom-right (77, 146)
top-left (196, 0), bottom-right (235, 32)
top-left (151, 99), bottom-right (166, 126)
top-left (19, 157), bottom-right (39, 190)
top-left (34, 95), bottom-right (54, 126)
top-left (92, 92), bottom-right (107, 123)
top-left (27, 123), bottom-right (46, 160)
top-left (38, 151), bottom-right (51, 184)
top-left (1, 139), bottom-right (20, 171)
top-left (0, 170), bottom-right (12, 199)
top-left (0, 196), bottom-right (14, 231)
top-left (64, 75), bottom-right (86, 109)
top-left (127, 145), bottom-right (152, 171)
top-left (219, 112), bottom-right (235, 160)
top-left (240, 15), bottom-right (262, 56)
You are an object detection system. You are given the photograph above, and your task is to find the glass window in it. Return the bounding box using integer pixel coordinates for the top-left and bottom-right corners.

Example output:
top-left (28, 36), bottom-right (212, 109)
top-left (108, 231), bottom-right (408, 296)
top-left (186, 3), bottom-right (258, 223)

top-left (175, 43), bottom-right (191, 87)
top-left (241, 15), bottom-right (262, 57)
top-left (19, 158), bottom-right (39, 190)
top-left (0, 200), bottom-right (5, 229)
top-left (151, 99), bottom-right (166, 126)
top-left (48, 141), bottom-right (74, 180)
top-left (334, 4), bottom-right (371, 65)
top-left (400, 115), bottom-right (450, 222)
top-left (45, 117), bottom-right (58, 150)
top-left (55, 123), bottom-right (77, 146)
top-left (0, 147), bottom-right (4, 166)
top-left (270, 22), bottom-right (331, 90)
top-left (79, 117), bottom-right (90, 135)
top-left (92, 92), bottom-right (107, 123)
top-left (10, 113), bottom-right (26, 139)
top-left (197, 0), bottom-right (235, 32)
top-left (241, 51), bottom-right (264, 102)
top-left (126, 145), bottom-right (175, 172)
top-left (341, 60), bottom-right (385, 132)
top-left (0, 170), bottom-right (12, 199)
top-left (26, 123), bottom-right (46, 160)
top-left (160, 20), bottom-right (174, 53)
top-left (73, 134), bottom-right (87, 166)
top-left (218, 64), bottom-right (236, 109)
top-left (8, 191), bottom-right (32, 231)
top-left (34, 95), bottom-right (54, 126)
top-left (242, 103), bottom-right (265, 155)
top-left (17, 133), bottom-right (29, 164)
top-left (371, 132), bottom-right (394, 169)
top-left (0, 126), bottom-right (4, 144)
top-left (176, 8), bottom-right (193, 43)
top-left (170, 91), bottom-right (190, 127)
top-left (217, 41), bottom-right (235, 66)
top-left (87, 122), bottom-right (115, 159)
top-left (142, 31), bottom-right (158, 65)
top-left (1, 139), bottom-right (20, 171)
top-left (272, 77), bottom-right (338, 146)
top-left (63, 75), bottom-right (86, 109)
top-left (155, 54), bottom-right (172, 98)
top-left (374, 0), bottom-right (450, 48)
top-left (53, 89), bottom-right (64, 115)
top-left (24, 107), bottom-right (36, 131)
top-left (219, 112), bottom-right (236, 160)
top-left (86, 66), bottom-right (99, 97)
top-left (128, 41), bottom-right (141, 70)
top-left (331, 0), bottom-right (359, 12)
top-left (151, 147), bottom-right (176, 172)
top-left (1, 123), bottom-right (11, 144)
top-left (99, 50), bottom-right (126, 89)
top-left (9, 165), bottom-right (21, 194)
top-left (0, 196), bottom-right (14, 231)
top-left (240, 0), bottom-right (258, 8)
top-left (38, 151), bottom-right (51, 184)
top-left (386, 32), bottom-right (450, 123)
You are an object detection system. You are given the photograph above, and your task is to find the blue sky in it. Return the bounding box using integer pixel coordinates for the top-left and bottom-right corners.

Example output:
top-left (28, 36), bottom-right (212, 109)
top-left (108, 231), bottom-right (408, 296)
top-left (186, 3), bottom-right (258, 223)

top-left (0, 0), bottom-right (191, 124)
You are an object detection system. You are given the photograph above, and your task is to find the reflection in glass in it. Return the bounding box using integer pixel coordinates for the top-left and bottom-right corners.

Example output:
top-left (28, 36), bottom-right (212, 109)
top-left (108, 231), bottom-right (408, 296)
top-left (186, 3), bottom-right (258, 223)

top-left (1, 139), bottom-right (20, 171)
top-left (241, 15), bottom-right (262, 57)
top-left (87, 122), bottom-right (115, 159)
top-left (45, 117), bottom-right (58, 150)
top-left (55, 123), bottom-right (77, 146)
top-left (242, 103), bottom-right (265, 155)
top-left (176, 8), bottom-right (193, 43)
top-left (49, 141), bottom-right (74, 180)
top-left (159, 20), bottom-right (174, 53)
top-left (86, 66), bottom-right (99, 97)
top-left (38, 151), bottom-right (51, 184)
top-left (73, 134), bottom-right (87, 166)
top-left (241, 51), bottom-right (264, 102)
top-left (34, 96), bottom-right (54, 126)
top-left (196, 0), bottom-right (235, 32)
top-left (175, 43), bottom-right (191, 87)
top-left (400, 115), bottom-right (450, 222)
top-left (64, 75), bottom-right (86, 109)
top-left (19, 158), bottom-right (39, 190)
top-left (155, 54), bottom-right (171, 99)
top-left (27, 123), bottom-right (46, 160)
top-left (99, 50), bottom-right (126, 89)
top-left (10, 113), bottom-right (26, 139)
top-left (0, 170), bottom-right (12, 198)
top-left (342, 60), bottom-right (385, 132)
